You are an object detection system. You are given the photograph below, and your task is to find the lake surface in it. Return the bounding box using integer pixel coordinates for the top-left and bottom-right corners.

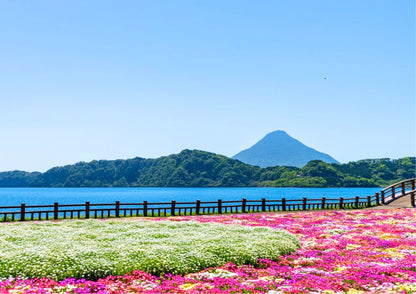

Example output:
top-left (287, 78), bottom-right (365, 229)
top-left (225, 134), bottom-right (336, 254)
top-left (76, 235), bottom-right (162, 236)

top-left (0, 187), bottom-right (381, 206)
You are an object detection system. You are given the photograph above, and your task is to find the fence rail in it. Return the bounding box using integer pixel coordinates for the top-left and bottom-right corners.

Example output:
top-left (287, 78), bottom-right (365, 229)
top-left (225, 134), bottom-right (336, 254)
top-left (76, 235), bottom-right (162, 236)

top-left (0, 194), bottom-right (382, 222)
top-left (1, 179), bottom-right (415, 222)
top-left (381, 178), bottom-right (416, 204)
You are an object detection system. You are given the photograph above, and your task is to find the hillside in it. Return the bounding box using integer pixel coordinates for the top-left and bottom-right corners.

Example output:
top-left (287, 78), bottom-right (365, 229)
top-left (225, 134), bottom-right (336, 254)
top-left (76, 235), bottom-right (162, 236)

top-left (0, 150), bottom-right (262, 187)
top-left (0, 150), bottom-right (414, 187)
top-left (233, 130), bottom-right (339, 168)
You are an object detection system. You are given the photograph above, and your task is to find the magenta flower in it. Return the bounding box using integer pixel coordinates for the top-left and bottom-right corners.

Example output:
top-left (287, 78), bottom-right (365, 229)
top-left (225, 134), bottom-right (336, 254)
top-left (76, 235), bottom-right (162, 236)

top-left (1, 209), bottom-right (415, 293)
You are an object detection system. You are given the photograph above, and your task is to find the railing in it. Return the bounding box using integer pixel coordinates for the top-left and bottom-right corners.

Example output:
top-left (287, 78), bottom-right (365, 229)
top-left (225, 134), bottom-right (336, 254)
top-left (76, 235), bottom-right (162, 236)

top-left (380, 178), bottom-right (416, 204)
top-left (1, 179), bottom-right (415, 222)
top-left (0, 195), bottom-right (381, 222)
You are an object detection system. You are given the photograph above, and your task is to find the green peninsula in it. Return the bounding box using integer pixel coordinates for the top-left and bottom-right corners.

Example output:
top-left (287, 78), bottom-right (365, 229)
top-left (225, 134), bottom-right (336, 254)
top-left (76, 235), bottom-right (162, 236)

top-left (0, 150), bottom-right (414, 187)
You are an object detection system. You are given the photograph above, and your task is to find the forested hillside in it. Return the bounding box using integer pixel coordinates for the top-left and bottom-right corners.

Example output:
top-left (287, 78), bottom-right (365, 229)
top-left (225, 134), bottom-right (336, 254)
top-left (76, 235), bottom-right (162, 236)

top-left (260, 158), bottom-right (415, 187)
top-left (0, 150), bottom-right (414, 187)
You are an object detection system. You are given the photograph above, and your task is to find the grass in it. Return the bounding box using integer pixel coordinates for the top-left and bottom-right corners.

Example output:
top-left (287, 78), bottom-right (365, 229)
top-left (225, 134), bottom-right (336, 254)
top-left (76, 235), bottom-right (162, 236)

top-left (0, 219), bottom-right (299, 281)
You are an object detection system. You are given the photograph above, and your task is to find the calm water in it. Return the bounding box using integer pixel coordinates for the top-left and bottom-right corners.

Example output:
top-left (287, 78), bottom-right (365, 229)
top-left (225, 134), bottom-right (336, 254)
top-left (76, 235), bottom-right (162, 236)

top-left (0, 187), bottom-right (381, 206)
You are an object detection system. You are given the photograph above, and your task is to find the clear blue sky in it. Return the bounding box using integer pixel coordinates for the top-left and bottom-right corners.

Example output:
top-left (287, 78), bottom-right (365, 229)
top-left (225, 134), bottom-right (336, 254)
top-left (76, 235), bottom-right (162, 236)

top-left (0, 1), bottom-right (414, 172)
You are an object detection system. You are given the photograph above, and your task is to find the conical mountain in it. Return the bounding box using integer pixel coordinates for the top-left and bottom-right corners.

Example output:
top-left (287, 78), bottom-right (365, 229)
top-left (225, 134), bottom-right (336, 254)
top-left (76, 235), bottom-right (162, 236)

top-left (232, 130), bottom-right (339, 168)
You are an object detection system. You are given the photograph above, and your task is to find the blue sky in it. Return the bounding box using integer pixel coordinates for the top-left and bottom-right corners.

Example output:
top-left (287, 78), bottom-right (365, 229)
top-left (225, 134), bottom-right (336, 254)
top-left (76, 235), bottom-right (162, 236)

top-left (0, 0), bottom-right (414, 172)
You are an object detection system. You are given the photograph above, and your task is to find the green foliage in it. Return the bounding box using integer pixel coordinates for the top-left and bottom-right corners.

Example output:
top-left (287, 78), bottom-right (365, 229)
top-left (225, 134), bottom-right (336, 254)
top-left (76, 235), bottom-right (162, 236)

top-left (0, 150), bottom-right (414, 187)
top-left (335, 157), bottom-right (416, 187)
top-left (0, 219), bottom-right (299, 280)
top-left (0, 171), bottom-right (41, 187)
top-left (299, 160), bottom-right (342, 186)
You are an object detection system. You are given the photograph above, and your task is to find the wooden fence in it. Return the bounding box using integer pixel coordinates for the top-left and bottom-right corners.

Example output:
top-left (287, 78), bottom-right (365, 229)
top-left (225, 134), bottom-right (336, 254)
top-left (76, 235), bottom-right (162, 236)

top-left (1, 178), bottom-right (415, 222)
top-left (381, 178), bottom-right (416, 204)
top-left (0, 194), bottom-right (382, 222)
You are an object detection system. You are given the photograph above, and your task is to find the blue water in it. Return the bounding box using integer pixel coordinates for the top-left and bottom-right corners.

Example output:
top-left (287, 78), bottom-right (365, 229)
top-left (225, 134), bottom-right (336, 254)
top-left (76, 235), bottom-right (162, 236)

top-left (0, 187), bottom-right (381, 206)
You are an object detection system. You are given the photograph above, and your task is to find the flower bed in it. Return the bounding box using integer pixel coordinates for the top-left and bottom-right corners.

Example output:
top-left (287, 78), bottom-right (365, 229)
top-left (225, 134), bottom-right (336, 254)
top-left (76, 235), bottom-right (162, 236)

top-left (0, 219), bottom-right (298, 280)
top-left (1, 208), bottom-right (416, 293)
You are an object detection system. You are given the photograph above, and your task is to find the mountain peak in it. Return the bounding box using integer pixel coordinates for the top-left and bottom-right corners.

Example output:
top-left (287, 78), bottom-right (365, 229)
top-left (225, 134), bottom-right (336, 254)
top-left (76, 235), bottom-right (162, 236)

top-left (267, 130), bottom-right (288, 135)
top-left (233, 130), bottom-right (338, 168)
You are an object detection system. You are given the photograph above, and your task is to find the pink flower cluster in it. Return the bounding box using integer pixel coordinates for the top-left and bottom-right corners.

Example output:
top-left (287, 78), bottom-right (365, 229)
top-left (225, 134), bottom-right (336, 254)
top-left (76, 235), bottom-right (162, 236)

top-left (1, 209), bottom-right (416, 293)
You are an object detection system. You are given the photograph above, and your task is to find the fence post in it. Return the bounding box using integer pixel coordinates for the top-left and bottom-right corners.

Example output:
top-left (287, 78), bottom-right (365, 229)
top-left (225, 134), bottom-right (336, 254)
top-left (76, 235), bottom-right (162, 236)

top-left (85, 202), bottom-right (90, 219)
top-left (381, 191), bottom-right (385, 204)
top-left (54, 202), bottom-right (59, 220)
top-left (143, 201), bottom-right (148, 217)
top-left (321, 197), bottom-right (326, 209)
top-left (402, 182), bottom-right (406, 195)
top-left (411, 191), bottom-right (415, 207)
top-left (392, 186), bottom-right (395, 199)
top-left (282, 198), bottom-right (286, 211)
top-left (171, 200), bottom-right (176, 216)
top-left (302, 197), bottom-right (307, 211)
top-left (196, 200), bottom-right (201, 215)
top-left (367, 195), bottom-right (371, 207)
top-left (218, 199), bottom-right (222, 214)
top-left (375, 193), bottom-right (380, 206)
top-left (339, 197), bottom-right (344, 209)
top-left (412, 179), bottom-right (415, 191)
top-left (20, 203), bottom-right (25, 221)
top-left (261, 198), bottom-right (266, 212)
top-left (115, 201), bottom-right (120, 218)
top-left (355, 196), bottom-right (359, 209)
top-left (242, 198), bottom-right (247, 213)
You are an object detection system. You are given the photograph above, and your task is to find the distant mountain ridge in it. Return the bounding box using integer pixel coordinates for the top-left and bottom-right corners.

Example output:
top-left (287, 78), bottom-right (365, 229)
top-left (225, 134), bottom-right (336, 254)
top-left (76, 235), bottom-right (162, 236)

top-left (0, 149), bottom-right (414, 188)
top-left (233, 130), bottom-right (339, 168)
top-left (0, 150), bottom-right (260, 188)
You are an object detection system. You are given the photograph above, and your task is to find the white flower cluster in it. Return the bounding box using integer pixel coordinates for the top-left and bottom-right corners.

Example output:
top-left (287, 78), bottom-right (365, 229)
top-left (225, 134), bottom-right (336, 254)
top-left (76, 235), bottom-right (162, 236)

top-left (0, 219), bottom-right (299, 280)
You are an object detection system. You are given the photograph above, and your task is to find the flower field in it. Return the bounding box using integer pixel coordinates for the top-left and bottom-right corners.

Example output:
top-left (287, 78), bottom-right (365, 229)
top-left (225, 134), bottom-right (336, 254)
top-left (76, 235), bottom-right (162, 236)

top-left (1, 208), bottom-right (416, 293)
top-left (0, 220), bottom-right (298, 280)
